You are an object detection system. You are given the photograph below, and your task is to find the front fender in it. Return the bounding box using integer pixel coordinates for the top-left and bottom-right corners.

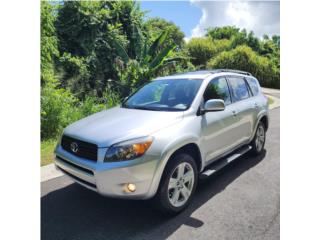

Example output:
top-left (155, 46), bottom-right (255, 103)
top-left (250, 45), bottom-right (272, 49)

top-left (146, 134), bottom-right (202, 198)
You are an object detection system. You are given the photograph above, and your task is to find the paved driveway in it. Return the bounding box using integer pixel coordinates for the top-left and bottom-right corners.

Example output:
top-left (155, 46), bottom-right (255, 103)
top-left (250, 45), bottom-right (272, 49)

top-left (41, 108), bottom-right (280, 240)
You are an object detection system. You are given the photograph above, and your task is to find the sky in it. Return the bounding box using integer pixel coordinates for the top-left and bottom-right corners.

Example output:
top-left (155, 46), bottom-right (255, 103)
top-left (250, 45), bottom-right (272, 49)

top-left (140, 0), bottom-right (280, 40)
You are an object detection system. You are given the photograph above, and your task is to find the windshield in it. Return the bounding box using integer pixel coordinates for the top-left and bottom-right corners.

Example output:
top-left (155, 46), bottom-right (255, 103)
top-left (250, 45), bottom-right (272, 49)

top-left (122, 79), bottom-right (203, 111)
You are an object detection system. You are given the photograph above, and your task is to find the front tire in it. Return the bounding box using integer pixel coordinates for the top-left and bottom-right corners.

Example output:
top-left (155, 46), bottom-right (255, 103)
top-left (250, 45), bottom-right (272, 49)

top-left (154, 153), bottom-right (198, 215)
top-left (251, 121), bottom-right (266, 155)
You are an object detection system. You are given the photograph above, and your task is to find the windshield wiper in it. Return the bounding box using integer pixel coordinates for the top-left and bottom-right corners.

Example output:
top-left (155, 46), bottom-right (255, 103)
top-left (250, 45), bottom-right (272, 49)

top-left (122, 105), bottom-right (185, 112)
top-left (122, 105), bottom-right (157, 111)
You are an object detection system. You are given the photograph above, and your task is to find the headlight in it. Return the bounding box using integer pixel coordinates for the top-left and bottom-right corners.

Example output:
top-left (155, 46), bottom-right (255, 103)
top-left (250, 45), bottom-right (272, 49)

top-left (104, 136), bottom-right (153, 162)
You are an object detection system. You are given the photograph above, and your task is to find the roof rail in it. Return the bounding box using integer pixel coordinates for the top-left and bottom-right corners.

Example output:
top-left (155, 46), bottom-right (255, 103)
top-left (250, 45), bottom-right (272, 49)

top-left (171, 69), bottom-right (252, 77)
top-left (210, 69), bottom-right (252, 76)
top-left (172, 70), bottom-right (212, 76)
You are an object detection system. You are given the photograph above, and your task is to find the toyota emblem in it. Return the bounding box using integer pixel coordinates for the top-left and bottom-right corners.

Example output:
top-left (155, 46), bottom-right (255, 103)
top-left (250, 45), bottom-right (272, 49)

top-left (70, 142), bottom-right (79, 153)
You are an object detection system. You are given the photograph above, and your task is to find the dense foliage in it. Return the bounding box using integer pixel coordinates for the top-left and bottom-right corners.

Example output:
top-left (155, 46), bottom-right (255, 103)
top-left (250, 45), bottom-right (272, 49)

top-left (41, 1), bottom-right (59, 84)
top-left (41, 1), bottom-right (280, 140)
top-left (186, 38), bottom-right (215, 67)
top-left (208, 45), bottom-right (279, 88)
top-left (145, 17), bottom-right (185, 49)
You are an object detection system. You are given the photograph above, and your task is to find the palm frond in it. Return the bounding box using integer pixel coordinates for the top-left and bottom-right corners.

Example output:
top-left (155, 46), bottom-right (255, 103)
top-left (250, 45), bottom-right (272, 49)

top-left (112, 38), bottom-right (130, 63)
top-left (132, 24), bottom-right (144, 60)
top-left (149, 44), bottom-right (176, 70)
top-left (147, 31), bottom-right (168, 58)
top-left (163, 56), bottom-right (189, 64)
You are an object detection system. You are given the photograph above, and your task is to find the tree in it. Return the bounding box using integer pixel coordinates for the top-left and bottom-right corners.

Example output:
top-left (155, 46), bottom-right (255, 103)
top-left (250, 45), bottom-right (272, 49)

top-left (186, 38), bottom-right (215, 67)
top-left (208, 45), bottom-right (279, 88)
top-left (55, 0), bottom-right (145, 98)
top-left (206, 26), bottom-right (241, 40)
top-left (41, 1), bottom-right (59, 85)
top-left (113, 30), bottom-right (183, 97)
top-left (272, 35), bottom-right (280, 48)
top-left (246, 31), bottom-right (261, 53)
top-left (207, 27), bottom-right (274, 55)
top-left (145, 17), bottom-right (185, 49)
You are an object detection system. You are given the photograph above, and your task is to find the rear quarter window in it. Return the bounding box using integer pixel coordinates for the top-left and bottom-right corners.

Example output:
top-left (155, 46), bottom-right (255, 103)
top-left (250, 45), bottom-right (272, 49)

top-left (228, 76), bottom-right (250, 102)
top-left (246, 77), bottom-right (260, 96)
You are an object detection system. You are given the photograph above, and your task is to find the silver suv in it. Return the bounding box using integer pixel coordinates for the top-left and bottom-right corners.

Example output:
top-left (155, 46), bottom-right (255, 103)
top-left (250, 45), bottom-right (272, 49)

top-left (54, 69), bottom-right (269, 214)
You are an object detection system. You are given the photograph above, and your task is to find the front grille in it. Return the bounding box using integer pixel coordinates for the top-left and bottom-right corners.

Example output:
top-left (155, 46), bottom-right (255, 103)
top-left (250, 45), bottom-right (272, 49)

top-left (61, 135), bottom-right (98, 161)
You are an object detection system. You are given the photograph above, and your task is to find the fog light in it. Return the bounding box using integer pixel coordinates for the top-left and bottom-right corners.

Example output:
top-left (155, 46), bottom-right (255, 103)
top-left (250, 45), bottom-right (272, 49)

top-left (126, 183), bottom-right (136, 192)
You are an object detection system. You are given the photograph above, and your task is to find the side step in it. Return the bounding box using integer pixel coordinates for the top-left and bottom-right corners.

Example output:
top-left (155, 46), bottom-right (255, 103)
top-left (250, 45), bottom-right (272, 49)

top-left (200, 145), bottom-right (252, 179)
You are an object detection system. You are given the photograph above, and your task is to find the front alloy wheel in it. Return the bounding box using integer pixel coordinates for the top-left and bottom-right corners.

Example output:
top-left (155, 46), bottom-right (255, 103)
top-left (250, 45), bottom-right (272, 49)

top-left (168, 162), bottom-right (195, 208)
top-left (155, 153), bottom-right (198, 214)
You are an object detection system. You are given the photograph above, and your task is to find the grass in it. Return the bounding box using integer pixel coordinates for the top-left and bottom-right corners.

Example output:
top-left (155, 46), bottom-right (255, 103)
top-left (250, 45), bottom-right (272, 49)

top-left (41, 139), bottom-right (57, 166)
top-left (267, 96), bottom-right (274, 106)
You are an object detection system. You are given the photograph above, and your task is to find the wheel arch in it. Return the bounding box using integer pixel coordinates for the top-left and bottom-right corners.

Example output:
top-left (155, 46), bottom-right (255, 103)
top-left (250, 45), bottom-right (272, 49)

top-left (146, 139), bottom-right (203, 199)
top-left (260, 115), bottom-right (269, 131)
top-left (168, 143), bottom-right (202, 172)
top-left (250, 112), bottom-right (269, 142)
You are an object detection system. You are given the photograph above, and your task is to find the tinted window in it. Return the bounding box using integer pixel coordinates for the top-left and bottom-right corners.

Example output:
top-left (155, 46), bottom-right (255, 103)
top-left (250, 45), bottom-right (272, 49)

top-left (130, 83), bottom-right (166, 104)
top-left (246, 77), bottom-right (260, 96)
top-left (228, 77), bottom-right (250, 102)
top-left (203, 77), bottom-right (231, 105)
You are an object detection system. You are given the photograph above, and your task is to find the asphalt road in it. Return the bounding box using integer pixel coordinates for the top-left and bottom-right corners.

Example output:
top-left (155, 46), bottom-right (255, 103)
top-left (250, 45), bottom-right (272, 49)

top-left (41, 108), bottom-right (280, 240)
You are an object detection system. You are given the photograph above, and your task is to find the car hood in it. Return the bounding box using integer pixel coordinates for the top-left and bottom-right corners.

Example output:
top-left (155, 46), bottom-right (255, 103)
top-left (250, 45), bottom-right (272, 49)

top-left (63, 106), bottom-right (184, 147)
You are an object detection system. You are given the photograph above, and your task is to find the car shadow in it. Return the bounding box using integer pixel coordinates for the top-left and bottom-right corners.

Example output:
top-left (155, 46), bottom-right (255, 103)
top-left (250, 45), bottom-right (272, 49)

top-left (41, 150), bottom-right (266, 240)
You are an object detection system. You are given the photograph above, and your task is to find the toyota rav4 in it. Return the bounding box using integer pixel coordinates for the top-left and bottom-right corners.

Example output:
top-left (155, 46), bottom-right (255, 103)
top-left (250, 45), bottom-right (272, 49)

top-left (54, 69), bottom-right (269, 214)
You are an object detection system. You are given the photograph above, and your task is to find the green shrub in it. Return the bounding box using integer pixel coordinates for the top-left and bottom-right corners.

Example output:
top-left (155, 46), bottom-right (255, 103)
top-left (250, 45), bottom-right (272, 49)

top-left (41, 81), bottom-right (79, 139)
top-left (186, 38), bottom-right (215, 67)
top-left (77, 97), bottom-right (106, 118)
top-left (41, 82), bottom-right (112, 140)
top-left (208, 45), bottom-right (279, 88)
top-left (103, 85), bottom-right (121, 108)
top-left (211, 39), bottom-right (232, 57)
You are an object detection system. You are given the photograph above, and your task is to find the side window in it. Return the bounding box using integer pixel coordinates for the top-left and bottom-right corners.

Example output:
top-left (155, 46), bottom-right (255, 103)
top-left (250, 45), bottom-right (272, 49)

top-left (246, 77), bottom-right (260, 96)
top-left (228, 77), bottom-right (250, 102)
top-left (203, 77), bottom-right (231, 105)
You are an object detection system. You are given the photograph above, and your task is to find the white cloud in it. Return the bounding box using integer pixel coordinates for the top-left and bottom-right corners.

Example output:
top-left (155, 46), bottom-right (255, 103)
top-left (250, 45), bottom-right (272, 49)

top-left (190, 0), bottom-right (280, 38)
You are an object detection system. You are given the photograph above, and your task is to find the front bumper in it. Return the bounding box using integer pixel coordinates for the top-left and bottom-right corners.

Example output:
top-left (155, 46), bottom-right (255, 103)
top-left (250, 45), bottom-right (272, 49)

top-left (54, 145), bottom-right (160, 199)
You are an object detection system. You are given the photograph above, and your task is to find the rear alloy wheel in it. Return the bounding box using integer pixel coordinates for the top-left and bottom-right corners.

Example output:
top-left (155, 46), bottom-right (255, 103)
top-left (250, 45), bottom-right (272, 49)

top-left (251, 122), bottom-right (266, 155)
top-left (155, 153), bottom-right (198, 214)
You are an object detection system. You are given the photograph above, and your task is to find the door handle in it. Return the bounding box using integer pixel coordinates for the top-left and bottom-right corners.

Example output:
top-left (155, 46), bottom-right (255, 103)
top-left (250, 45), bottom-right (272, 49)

top-left (232, 110), bottom-right (237, 117)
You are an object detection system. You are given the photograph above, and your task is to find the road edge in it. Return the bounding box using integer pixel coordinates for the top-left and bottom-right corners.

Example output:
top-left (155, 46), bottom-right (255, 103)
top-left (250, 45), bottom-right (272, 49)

top-left (267, 94), bottom-right (280, 110)
top-left (261, 87), bottom-right (280, 110)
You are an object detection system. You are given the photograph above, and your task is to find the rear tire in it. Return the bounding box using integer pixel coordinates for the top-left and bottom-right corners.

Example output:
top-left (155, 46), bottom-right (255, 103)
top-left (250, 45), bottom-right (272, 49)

top-left (251, 121), bottom-right (266, 155)
top-left (154, 153), bottom-right (198, 215)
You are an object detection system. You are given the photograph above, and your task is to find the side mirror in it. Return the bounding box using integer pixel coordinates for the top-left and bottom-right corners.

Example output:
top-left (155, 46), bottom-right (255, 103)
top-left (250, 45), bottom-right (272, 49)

top-left (202, 99), bottom-right (225, 113)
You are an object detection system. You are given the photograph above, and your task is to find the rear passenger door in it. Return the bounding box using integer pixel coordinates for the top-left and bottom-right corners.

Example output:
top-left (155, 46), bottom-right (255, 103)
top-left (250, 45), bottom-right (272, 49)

top-left (201, 77), bottom-right (241, 162)
top-left (227, 76), bottom-right (254, 143)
